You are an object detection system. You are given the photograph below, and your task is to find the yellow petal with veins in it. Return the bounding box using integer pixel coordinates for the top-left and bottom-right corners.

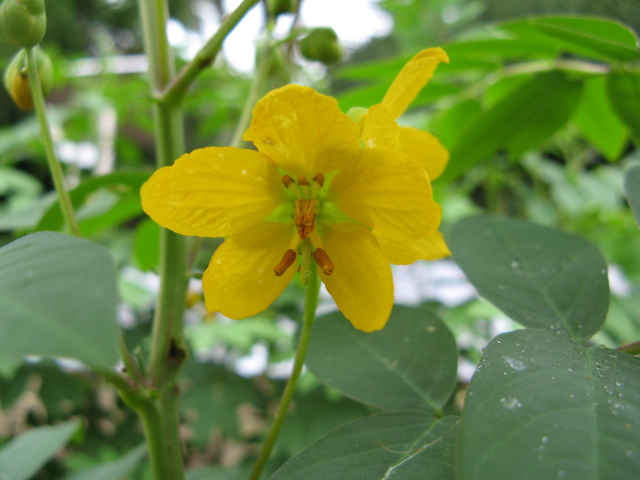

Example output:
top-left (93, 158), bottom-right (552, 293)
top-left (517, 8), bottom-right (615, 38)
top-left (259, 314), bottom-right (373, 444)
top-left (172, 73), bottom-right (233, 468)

top-left (243, 84), bottom-right (360, 178)
top-left (381, 47), bottom-right (449, 120)
top-left (359, 104), bottom-right (402, 151)
top-left (320, 223), bottom-right (393, 332)
top-left (203, 221), bottom-right (296, 318)
top-left (329, 148), bottom-right (441, 240)
top-left (141, 147), bottom-right (285, 238)
top-left (399, 126), bottom-right (449, 181)
top-left (375, 230), bottom-right (450, 265)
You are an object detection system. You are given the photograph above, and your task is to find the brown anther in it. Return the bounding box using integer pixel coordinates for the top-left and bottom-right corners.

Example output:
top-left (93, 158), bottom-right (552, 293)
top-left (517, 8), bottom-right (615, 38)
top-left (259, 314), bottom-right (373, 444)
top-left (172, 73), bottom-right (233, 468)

top-left (295, 199), bottom-right (315, 238)
top-left (313, 248), bottom-right (334, 275)
top-left (297, 175), bottom-right (310, 186)
top-left (313, 173), bottom-right (325, 186)
top-left (274, 249), bottom-right (297, 276)
top-left (281, 175), bottom-right (295, 188)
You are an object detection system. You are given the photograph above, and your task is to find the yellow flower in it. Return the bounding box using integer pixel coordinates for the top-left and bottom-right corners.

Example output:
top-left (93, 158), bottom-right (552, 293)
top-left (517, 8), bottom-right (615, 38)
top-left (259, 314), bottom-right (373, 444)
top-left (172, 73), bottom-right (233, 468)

top-left (141, 84), bottom-right (442, 331)
top-left (354, 47), bottom-right (451, 265)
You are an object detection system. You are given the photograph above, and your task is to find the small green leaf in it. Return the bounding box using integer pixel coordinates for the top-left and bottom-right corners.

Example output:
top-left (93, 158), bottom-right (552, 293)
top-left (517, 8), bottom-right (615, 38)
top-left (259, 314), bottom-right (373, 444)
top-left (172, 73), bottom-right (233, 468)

top-left (624, 163), bottom-right (640, 227)
top-left (458, 330), bottom-right (640, 480)
top-left (607, 71), bottom-right (640, 142)
top-left (134, 219), bottom-right (160, 270)
top-left (448, 216), bottom-right (609, 342)
top-left (270, 412), bottom-right (458, 480)
top-left (573, 75), bottom-right (627, 161)
top-left (441, 71), bottom-right (582, 182)
top-left (64, 444), bottom-right (147, 480)
top-left (306, 306), bottom-right (457, 411)
top-left (0, 232), bottom-right (119, 366)
top-left (0, 420), bottom-right (80, 480)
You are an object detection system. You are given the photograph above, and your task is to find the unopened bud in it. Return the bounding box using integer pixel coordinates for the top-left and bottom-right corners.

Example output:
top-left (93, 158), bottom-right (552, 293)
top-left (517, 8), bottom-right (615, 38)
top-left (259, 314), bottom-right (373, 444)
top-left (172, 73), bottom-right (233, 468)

top-left (4, 47), bottom-right (52, 110)
top-left (0, 0), bottom-right (47, 48)
top-left (266, 0), bottom-right (296, 18)
top-left (299, 27), bottom-right (343, 65)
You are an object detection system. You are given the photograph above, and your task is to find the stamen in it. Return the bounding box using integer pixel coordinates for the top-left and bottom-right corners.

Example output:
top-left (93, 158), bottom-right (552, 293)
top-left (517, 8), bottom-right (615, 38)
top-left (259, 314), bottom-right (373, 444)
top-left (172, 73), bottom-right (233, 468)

top-left (281, 175), bottom-right (295, 188)
top-left (295, 199), bottom-right (316, 238)
top-left (313, 173), bottom-right (324, 186)
top-left (297, 176), bottom-right (310, 186)
top-left (274, 249), bottom-right (297, 276)
top-left (313, 248), bottom-right (334, 275)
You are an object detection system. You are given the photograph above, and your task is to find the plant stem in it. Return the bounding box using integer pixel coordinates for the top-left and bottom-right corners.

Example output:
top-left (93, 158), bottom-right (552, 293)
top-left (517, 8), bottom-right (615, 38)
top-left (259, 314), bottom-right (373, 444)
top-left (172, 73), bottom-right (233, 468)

top-left (25, 47), bottom-right (81, 237)
top-left (617, 340), bottom-right (640, 356)
top-left (161, 0), bottom-right (261, 106)
top-left (247, 263), bottom-right (321, 480)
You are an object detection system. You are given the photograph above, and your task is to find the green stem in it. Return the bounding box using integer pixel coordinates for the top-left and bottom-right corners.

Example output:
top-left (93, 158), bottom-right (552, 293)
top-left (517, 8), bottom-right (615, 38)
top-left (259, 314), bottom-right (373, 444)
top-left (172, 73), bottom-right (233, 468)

top-left (247, 263), bottom-right (321, 480)
top-left (161, 0), bottom-right (261, 106)
top-left (25, 47), bottom-right (81, 237)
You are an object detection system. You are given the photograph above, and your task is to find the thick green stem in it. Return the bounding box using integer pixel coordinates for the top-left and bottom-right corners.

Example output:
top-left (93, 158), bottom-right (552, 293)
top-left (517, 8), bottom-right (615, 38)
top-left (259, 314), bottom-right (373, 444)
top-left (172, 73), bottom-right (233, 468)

top-left (247, 263), bottom-right (321, 480)
top-left (25, 47), bottom-right (80, 237)
top-left (161, 0), bottom-right (261, 106)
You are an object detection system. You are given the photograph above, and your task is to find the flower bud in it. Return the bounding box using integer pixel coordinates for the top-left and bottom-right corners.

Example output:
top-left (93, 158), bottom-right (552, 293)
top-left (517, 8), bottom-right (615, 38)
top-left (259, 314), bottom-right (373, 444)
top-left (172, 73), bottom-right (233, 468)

top-left (4, 47), bottom-right (52, 110)
top-left (299, 27), bottom-right (344, 65)
top-left (0, 0), bottom-right (47, 48)
top-left (266, 0), bottom-right (296, 18)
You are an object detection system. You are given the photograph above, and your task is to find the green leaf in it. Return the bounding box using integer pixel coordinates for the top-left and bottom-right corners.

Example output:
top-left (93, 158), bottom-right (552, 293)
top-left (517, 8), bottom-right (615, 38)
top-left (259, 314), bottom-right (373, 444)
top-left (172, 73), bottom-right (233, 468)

top-left (573, 75), bottom-right (627, 161)
top-left (0, 232), bottom-right (119, 366)
top-left (458, 329), bottom-right (640, 480)
top-left (64, 444), bottom-right (147, 480)
top-left (306, 306), bottom-right (457, 412)
top-left (36, 171), bottom-right (149, 234)
top-left (133, 218), bottom-right (160, 270)
top-left (0, 420), bottom-right (80, 480)
top-left (501, 16), bottom-right (640, 62)
top-left (441, 71), bottom-right (583, 182)
top-left (624, 163), bottom-right (640, 227)
top-left (270, 413), bottom-right (458, 480)
top-left (448, 216), bottom-right (609, 342)
top-left (529, 17), bottom-right (640, 62)
top-left (607, 71), bottom-right (640, 142)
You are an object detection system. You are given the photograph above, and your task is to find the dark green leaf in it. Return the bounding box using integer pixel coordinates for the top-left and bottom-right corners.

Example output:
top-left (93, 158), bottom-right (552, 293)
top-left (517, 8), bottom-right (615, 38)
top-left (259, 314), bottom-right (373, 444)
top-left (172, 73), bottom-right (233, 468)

top-left (306, 306), bottom-right (457, 411)
top-left (36, 171), bottom-right (149, 234)
top-left (458, 329), bottom-right (640, 480)
top-left (133, 219), bottom-right (160, 270)
top-left (573, 75), bottom-right (627, 161)
top-left (0, 420), bottom-right (80, 480)
top-left (624, 164), bottom-right (640, 227)
top-left (270, 412), bottom-right (457, 480)
top-left (607, 71), bottom-right (640, 142)
top-left (0, 232), bottom-right (119, 366)
top-left (441, 71), bottom-right (582, 182)
top-left (448, 216), bottom-right (609, 341)
top-left (64, 444), bottom-right (147, 480)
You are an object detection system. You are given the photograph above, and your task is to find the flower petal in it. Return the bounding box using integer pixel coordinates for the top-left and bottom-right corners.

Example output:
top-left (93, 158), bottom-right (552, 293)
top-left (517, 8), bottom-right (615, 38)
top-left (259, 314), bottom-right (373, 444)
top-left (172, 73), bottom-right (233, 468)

top-left (141, 147), bottom-right (286, 238)
top-left (243, 84), bottom-right (360, 177)
top-left (328, 148), bottom-right (441, 240)
top-left (375, 230), bottom-right (450, 265)
top-left (359, 104), bottom-right (402, 150)
top-left (381, 47), bottom-right (449, 120)
top-left (203, 221), bottom-right (296, 318)
top-left (320, 223), bottom-right (393, 332)
top-left (399, 126), bottom-right (449, 181)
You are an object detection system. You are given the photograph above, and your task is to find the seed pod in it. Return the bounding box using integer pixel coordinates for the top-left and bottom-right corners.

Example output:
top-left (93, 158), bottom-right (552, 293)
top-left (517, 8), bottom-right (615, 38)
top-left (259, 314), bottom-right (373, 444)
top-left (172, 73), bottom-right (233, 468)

top-left (299, 27), bottom-right (343, 65)
top-left (4, 47), bottom-right (53, 110)
top-left (0, 0), bottom-right (47, 48)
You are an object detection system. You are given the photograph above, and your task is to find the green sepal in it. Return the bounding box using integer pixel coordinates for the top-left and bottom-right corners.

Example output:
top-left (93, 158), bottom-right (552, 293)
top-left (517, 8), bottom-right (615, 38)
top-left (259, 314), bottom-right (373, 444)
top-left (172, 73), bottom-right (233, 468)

top-left (0, 0), bottom-right (47, 48)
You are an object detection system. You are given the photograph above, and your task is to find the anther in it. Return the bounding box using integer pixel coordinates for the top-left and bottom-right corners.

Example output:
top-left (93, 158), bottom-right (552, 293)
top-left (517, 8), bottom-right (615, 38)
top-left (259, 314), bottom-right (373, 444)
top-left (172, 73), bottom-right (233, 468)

top-left (281, 175), bottom-right (295, 188)
top-left (313, 248), bottom-right (334, 275)
top-left (313, 173), bottom-right (324, 186)
top-left (297, 176), bottom-right (310, 186)
top-left (274, 249), bottom-right (297, 276)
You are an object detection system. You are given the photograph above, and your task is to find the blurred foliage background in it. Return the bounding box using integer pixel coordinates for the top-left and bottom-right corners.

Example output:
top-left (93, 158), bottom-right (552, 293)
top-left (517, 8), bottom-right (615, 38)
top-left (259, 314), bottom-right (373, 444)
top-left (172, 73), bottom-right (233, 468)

top-left (0, 0), bottom-right (639, 478)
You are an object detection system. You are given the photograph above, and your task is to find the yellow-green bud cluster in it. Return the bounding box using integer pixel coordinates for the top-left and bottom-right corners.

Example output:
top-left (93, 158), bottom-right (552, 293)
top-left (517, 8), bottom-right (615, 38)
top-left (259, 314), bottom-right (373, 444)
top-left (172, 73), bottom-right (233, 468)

top-left (299, 27), bottom-right (343, 65)
top-left (0, 0), bottom-right (46, 48)
top-left (4, 47), bottom-right (52, 110)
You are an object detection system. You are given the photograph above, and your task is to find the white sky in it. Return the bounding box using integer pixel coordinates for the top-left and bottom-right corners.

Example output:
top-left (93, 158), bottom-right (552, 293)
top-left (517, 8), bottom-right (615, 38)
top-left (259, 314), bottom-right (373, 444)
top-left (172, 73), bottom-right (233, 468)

top-left (168, 0), bottom-right (394, 72)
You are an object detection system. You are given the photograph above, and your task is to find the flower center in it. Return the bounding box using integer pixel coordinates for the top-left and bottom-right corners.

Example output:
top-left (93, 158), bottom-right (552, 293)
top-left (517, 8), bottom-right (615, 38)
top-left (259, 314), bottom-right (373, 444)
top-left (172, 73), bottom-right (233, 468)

top-left (273, 173), bottom-right (334, 281)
